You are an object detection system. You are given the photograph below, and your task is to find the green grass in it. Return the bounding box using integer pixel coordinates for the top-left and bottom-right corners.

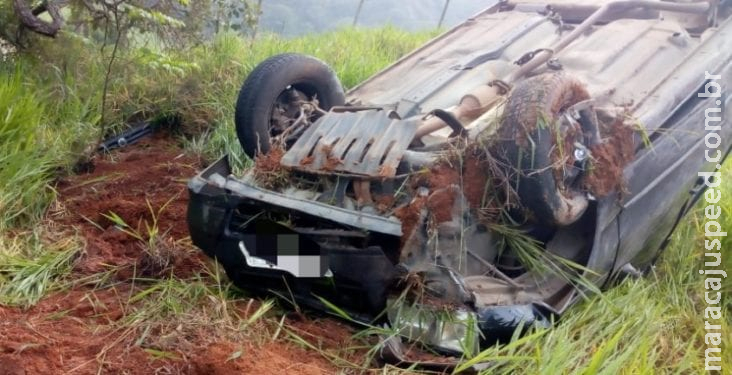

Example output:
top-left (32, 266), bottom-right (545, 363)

top-left (0, 229), bottom-right (81, 307)
top-left (0, 73), bottom-right (58, 229)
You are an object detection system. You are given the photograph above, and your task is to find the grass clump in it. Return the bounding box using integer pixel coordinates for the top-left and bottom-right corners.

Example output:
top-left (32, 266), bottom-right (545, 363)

top-left (113, 266), bottom-right (280, 360)
top-left (0, 230), bottom-right (80, 307)
top-left (0, 73), bottom-right (58, 229)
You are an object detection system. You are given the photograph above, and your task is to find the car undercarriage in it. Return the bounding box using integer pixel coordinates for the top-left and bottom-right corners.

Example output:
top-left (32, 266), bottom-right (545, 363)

top-left (188, 0), bottom-right (732, 368)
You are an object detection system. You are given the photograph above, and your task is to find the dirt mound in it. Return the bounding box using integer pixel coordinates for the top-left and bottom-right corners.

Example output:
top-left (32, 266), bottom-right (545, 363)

top-left (54, 134), bottom-right (205, 278)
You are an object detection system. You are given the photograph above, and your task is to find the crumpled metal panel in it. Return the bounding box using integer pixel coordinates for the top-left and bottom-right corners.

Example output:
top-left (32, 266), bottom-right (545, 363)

top-left (280, 110), bottom-right (418, 177)
top-left (386, 299), bottom-right (480, 356)
top-left (207, 172), bottom-right (403, 236)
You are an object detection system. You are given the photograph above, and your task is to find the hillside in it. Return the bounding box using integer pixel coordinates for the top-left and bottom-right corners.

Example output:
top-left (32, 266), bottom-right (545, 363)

top-left (259, 0), bottom-right (497, 35)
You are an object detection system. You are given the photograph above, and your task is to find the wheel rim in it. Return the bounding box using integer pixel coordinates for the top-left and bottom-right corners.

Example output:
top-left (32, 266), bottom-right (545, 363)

top-left (269, 85), bottom-right (323, 150)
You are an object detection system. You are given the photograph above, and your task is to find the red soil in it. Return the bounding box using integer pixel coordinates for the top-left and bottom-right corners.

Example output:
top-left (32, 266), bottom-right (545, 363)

top-left (426, 188), bottom-right (457, 223)
top-left (0, 134), bottom-right (355, 374)
top-left (0, 287), bottom-right (155, 375)
top-left (252, 147), bottom-right (289, 188)
top-left (300, 155), bottom-right (315, 166)
top-left (395, 152), bottom-right (494, 247)
top-left (584, 119), bottom-right (636, 197)
top-left (322, 155), bottom-right (343, 171)
top-left (394, 196), bottom-right (427, 247)
top-left (461, 154), bottom-right (491, 209)
top-left (54, 134), bottom-right (204, 279)
top-left (426, 162), bottom-right (460, 192)
top-left (254, 146), bottom-right (285, 173)
top-left (425, 155), bottom-right (491, 211)
top-left (401, 345), bottom-right (458, 365)
top-left (0, 287), bottom-right (346, 374)
top-left (374, 194), bottom-right (397, 213)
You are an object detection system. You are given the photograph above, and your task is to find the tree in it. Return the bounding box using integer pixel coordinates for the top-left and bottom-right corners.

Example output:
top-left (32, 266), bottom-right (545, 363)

top-left (4, 1), bottom-right (202, 45)
top-left (12, 0), bottom-right (66, 38)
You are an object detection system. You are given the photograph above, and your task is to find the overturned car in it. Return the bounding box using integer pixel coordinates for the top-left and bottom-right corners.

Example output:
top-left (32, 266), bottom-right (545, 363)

top-left (188, 0), bottom-right (732, 367)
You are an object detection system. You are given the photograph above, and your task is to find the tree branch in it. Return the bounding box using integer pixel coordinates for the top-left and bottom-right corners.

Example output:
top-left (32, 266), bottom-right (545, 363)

top-left (13, 0), bottom-right (65, 37)
top-left (31, 0), bottom-right (69, 16)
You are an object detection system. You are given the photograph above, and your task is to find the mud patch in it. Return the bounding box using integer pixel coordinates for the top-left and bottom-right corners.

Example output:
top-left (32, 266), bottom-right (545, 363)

top-left (425, 162), bottom-right (461, 191)
top-left (394, 197), bottom-right (427, 247)
top-left (300, 155), bottom-right (315, 166)
top-left (322, 155), bottom-right (343, 171)
top-left (252, 147), bottom-right (289, 189)
top-left (584, 119), bottom-right (636, 197)
top-left (0, 287), bottom-right (165, 375)
top-left (426, 188), bottom-right (457, 223)
top-left (422, 153), bottom-right (493, 210)
top-left (461, 153), bottom-right (492, 209)
top-left (190, 341), bottom-right (337, 375)
top-left (395, 152), bottom-right (497, 244)
top-left (184, 316), bottom-right (354, 375)
top-left (374, 194), bottom-right (397, 213)
top-left (0, 287), bottom-right (351, 374)
top-left (54, 135), bottom-right (205, 279)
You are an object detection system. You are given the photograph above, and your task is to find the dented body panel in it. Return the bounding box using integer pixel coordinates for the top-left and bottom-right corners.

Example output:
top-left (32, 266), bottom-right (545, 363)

top-left (188, 0), bottom-right (732, 367)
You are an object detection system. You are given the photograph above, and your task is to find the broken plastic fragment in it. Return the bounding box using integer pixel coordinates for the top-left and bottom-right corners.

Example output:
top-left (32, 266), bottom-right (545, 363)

top-left (387, 298), bottom-right (480, 356)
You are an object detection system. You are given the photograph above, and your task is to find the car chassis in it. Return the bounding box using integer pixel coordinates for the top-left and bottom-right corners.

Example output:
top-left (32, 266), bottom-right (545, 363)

top-left (188, 0), bottom-right (732, 368)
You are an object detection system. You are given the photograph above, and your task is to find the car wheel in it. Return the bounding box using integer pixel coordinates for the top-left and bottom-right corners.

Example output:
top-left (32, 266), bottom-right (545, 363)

top-left (498, 73), bottom-right (592, 226)
top-left (235, 53), bottom-right (346, 159)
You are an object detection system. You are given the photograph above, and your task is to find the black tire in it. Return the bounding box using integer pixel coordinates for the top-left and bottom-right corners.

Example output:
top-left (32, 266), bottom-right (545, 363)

top-left (498, 73), bottom-right (591, 226)
top-left (235, 53), bottom-right (346, 159)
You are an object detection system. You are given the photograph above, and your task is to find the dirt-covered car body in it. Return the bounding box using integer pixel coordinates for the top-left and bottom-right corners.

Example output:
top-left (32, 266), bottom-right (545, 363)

top-left (188, 0), bottom-right (731, 365)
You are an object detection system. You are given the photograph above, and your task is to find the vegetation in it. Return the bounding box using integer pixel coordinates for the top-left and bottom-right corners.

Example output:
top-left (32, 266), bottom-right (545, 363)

top-left (0, 7), bottom-right (729, 373)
